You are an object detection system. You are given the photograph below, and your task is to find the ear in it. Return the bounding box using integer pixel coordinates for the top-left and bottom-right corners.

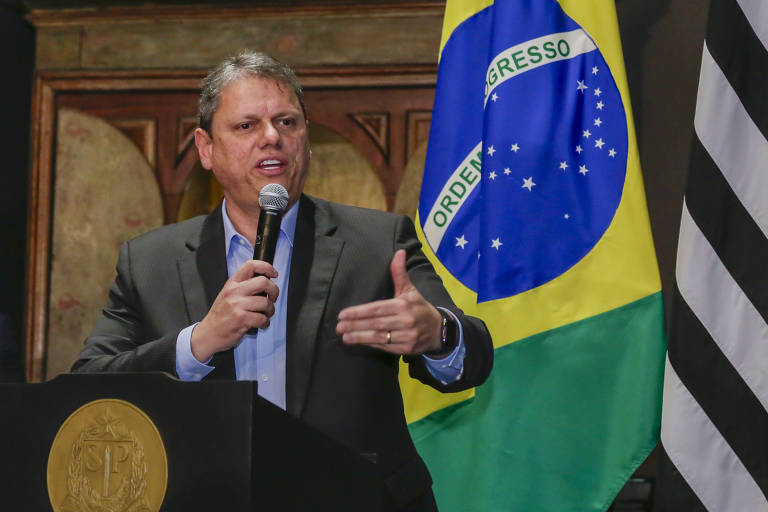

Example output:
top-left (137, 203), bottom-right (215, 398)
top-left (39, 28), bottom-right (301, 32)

top-left (194, 127), bottom-right (214, 170)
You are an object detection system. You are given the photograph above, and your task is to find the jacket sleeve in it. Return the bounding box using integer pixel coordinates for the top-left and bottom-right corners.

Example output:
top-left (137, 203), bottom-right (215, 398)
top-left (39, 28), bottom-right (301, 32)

top-left (394, 215), bottom-right (494, 392)
top-left (70, 240), bottom-right (179, 375)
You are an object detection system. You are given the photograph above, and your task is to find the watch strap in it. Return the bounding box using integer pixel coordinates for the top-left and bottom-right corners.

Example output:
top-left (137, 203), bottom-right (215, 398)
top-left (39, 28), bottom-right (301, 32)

top-left (425, 309), bottom-right (459, 357)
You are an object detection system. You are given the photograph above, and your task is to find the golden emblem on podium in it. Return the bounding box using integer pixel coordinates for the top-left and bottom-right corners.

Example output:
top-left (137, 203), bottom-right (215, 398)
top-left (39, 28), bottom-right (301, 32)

top-left (47, 399), bottom-right (168, 512)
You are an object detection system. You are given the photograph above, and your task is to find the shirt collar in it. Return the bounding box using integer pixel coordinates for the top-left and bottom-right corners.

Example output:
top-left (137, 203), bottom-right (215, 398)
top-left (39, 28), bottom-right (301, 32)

top-left (221, 197), bottom-right (299, 254)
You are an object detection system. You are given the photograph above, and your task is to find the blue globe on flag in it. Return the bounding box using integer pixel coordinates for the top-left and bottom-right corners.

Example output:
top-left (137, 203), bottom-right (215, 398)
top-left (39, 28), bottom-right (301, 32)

top-left (419, 0), bottom-right (628, 302)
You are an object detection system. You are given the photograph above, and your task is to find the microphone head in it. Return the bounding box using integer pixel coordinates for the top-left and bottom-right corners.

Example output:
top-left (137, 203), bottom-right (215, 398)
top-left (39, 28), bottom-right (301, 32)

top-left (259, 183), bottom-right (289, 213)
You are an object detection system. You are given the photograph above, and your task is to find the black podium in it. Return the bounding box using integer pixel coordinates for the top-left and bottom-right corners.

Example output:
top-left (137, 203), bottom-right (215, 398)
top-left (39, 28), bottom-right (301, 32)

top-left (0, 373), bottom-right (389, 511)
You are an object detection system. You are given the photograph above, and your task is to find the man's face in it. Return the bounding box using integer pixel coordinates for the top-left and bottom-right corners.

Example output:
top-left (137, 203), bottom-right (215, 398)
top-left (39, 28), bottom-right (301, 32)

top-left (194, 75), bottom-right (310, 212)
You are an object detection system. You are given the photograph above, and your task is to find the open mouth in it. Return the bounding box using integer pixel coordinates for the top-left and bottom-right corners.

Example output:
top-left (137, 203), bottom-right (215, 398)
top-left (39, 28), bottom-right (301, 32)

top-left (257, 158), bottom-right (285, 173)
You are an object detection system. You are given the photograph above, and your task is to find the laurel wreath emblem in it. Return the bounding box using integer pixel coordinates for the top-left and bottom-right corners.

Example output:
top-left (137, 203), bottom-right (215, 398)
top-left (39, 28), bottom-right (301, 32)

top-left (61, 409), bottom-right (150, 512)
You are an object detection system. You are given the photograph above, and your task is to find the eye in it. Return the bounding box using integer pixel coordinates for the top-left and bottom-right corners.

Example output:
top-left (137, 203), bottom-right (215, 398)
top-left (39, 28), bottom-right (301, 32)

top-left (238, 122), bottom-right (251, 130)
top-left (279, 118), bottom-right (295, 127)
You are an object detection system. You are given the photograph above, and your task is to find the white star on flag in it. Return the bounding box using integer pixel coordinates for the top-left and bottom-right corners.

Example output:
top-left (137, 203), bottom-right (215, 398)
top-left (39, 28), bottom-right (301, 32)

top-left (487, 145), bottom-right (496, 156)
top-left (559, 161), bottom-right (568, 170)
top-left (582, 129), bottom-right (591, 139)
top-left (594, 118), bottom-right (603, 127)
top-left (577, 80), bottom-right (588, 92)
top-left (489, 171), bottom-right (497, 180)
top-left (609, 148), bottom-right (617, 157)
top-left (491, 238), bottom-right (503, 250)
top-left (579, 165), bottom-right (589, 175)
top-left (576, 145), bottom-right (583, 154)
top-left (522, 177), bottom-right (536, 190)
top-left (594, 87), bottom-right (602, 97)
top-left (564, 213), bottom-right (570, 219)
top-left (592, 66), bottom-right (599, 75)
top-left (504, 167), bottom-right (511, 175)
top-left (595, 138), bottom-right (605, 149)
top-left (492, 93), bottom-right (499, 102)
top-left (596, 101), bottom-right (604, 110)
top-left (455, 235), bottom-right (468, 249)
top-left (510, 143), bottom-right (520, 152)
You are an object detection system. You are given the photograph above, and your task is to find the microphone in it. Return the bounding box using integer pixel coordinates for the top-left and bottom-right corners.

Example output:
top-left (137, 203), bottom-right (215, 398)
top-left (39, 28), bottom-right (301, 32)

top-left (247, 183), bottom-right (289, 335)
top-left (253, 183), bottom-right (290, 263)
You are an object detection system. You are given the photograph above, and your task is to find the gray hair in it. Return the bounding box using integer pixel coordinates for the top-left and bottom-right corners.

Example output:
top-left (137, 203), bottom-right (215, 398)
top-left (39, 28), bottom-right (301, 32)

top-left (198, 51), bottom-right (306, 134)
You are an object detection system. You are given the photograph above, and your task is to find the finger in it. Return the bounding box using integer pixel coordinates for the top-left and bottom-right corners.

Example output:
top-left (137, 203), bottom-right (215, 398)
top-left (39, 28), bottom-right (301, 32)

top-left (243, 311), bottom-right (271, 330)
top-left (341, 329), bottom-right (393, 346)
top-left (239, 276), bottom-right (280, 302)
top-left (240, 295), bottom-right (276, 317)
top-left (390, 249), bottom-right (412, 296)
top-left (364, 343), bottom-right (406, 355)
top-left (336, 315), bottom-right (412, 335)
top-left (338, 298), bottom-right (404, 321)
top-left (231, 259), bottom-right (278, 282)
top-left (340, 330), bottom-right (411, 355)
top-left (249, 260), bottom-right (279, 279)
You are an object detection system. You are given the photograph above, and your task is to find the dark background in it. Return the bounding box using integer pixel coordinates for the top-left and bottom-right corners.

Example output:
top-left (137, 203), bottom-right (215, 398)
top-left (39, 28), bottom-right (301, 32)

top-left (0, 1), bottom-right (34, 383)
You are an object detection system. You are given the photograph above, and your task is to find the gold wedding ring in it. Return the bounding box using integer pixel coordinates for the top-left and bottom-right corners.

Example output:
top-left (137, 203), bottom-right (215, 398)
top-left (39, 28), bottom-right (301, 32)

top-left (386, 331), bottom-right (392, 344)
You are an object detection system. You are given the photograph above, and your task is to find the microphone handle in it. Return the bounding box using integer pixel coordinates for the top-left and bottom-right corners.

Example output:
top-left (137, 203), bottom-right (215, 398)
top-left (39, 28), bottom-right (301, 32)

top-left (253, 209), bottom-right (282, 264)
top-left (247, 209), bottom-right (283, 335)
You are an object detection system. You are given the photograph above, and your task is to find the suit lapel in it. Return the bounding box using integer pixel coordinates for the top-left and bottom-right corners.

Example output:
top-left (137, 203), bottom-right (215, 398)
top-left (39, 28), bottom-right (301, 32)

top-left (286, 196), bottom-right (344, 417)
top-left (177, 205), bottom-right (236, 380)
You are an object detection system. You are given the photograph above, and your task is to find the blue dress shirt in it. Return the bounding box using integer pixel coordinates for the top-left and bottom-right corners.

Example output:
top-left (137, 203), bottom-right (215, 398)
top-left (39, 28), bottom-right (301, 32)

top-left (176, 200), bottom-right (466, 408)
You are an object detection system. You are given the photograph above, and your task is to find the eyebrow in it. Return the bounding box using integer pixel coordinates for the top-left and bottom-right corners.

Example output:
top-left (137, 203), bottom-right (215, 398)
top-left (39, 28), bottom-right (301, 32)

top-left (236, 109), bottom-right (301, 121)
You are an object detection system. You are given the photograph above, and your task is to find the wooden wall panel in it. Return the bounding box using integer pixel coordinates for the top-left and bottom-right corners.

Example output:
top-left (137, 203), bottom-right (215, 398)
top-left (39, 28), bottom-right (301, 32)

top-left (57, 91), bottom-right (199, 224)
top-left (29, 3), bottom-right (444, 71)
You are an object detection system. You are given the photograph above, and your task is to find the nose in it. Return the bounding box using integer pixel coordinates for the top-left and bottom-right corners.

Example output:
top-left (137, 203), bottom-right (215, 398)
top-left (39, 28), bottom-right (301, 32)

top-left (259, 122), bottom-right (281, 147)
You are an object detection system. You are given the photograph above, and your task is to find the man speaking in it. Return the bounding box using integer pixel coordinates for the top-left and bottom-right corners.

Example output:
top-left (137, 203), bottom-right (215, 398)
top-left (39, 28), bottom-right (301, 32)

top-left (73, 51), bottom-right (493, 511)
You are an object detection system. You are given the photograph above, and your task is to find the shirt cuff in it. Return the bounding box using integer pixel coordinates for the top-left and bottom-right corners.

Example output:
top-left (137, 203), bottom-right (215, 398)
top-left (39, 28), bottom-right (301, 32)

top-left (175, 323), bottom-right (215, 382)
top-left (422, 308), bottom-right (466, 385)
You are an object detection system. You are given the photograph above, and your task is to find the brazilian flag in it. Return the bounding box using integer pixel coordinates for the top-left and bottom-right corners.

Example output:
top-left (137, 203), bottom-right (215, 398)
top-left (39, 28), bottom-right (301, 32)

top-left (399, 1), bottom-right (666, 510)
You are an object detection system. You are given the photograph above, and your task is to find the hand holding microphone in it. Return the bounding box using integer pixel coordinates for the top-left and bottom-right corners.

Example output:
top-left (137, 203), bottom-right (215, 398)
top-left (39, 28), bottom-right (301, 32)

top-left (190, 184), bottom-right (289, 362)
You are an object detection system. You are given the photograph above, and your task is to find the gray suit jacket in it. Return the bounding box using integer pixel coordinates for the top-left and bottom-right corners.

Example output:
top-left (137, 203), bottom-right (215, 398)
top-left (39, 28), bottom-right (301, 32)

top-left (73, 195), bottom-right (493, 508)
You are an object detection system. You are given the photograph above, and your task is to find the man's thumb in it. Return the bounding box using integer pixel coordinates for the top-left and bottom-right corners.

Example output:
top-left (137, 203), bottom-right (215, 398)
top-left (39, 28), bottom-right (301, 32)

top-left (390, 249), bottom-right (412, 296)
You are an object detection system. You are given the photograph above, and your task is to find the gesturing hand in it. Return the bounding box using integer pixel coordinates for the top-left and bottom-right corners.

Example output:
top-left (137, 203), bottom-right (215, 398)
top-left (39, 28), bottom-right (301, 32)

top-left (336, 249), bottom-right (443, 355)
top-left (190, 260), bottom-right (280, 363)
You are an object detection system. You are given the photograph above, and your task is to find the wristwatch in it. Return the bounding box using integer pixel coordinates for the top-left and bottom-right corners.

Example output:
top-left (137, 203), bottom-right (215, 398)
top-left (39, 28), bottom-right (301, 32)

top-left (425, 309), bottom-right (459, 357)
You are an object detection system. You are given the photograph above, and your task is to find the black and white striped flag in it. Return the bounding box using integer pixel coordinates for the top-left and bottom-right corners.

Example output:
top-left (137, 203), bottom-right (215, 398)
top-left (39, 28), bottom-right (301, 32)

top-left (656, 0), bottom-right (768, 510)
